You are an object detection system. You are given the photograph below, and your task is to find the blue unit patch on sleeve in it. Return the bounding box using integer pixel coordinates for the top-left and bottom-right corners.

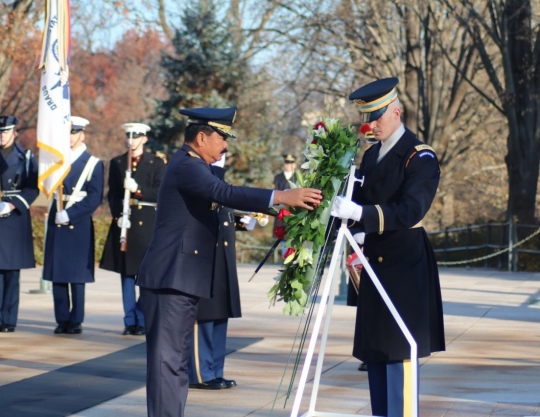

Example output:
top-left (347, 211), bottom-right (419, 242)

top-left (418, 151), bottom-right (435, 158)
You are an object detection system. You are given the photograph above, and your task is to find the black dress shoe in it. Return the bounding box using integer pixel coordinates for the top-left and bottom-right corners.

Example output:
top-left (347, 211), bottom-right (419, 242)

top-left (133, 325), bottom-right (145, 335)
top-left (1, 324), bottom-right (15, 333)
top-left (54, 325), bottom-right (68, 334)
top-left (66, 324), bottom-right (83, 334)
top-left (216, 377), bottom-right (237, 388)
top-left (358, 362), bottom-right (368, 371)
top-left (189, 378), bottom-right (227, 390)
top-left (122, 325), bottom-right (136, 335)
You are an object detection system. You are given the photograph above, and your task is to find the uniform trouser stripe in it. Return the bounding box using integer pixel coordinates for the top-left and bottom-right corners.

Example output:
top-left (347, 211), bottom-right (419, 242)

top-left (403, 359), bottom-right (411, 417)
top-left (369, 360), bottom-right (418, 417)
top-left (193, 321), bottom-right (203, 383)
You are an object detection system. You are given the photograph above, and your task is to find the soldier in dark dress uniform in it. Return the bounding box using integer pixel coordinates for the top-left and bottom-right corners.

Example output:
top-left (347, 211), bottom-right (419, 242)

top-left (100, 123), bottom-right (165, 335)
top-left (0, 115), bottom-right (38, 333)
top-left (273, 154), bottom-right (299, 191)
top-left (273, 154), bottom-right (299, 250)
top-left (331, 78), bottom-right (445, 416)
top-left (136, 106), bottom-right (322, 417)
top-left (43, 116), bottom-right (104, 335)
top-left (187, 156), bottom-right (257, 390)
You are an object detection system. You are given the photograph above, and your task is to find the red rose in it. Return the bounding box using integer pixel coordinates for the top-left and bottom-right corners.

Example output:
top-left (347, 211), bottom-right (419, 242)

top-left (359, 123), bottom-right (372, 134)
top-left (274, 226), bottom-right (286, 239)
top-left (314, 121), bottom-right (327, 132)
top-left (283, 247), bottom-right (295, 259)
top-left (311, 139), bottom-right (317, 144)
top-left (277, 208), bottom-right (291, 220)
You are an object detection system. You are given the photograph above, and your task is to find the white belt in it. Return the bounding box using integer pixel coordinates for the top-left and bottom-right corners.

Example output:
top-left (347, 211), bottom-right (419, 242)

top-left (127, 199), bottom-right (157, 208)
top-left (56, 192), bottom-right (87, 203)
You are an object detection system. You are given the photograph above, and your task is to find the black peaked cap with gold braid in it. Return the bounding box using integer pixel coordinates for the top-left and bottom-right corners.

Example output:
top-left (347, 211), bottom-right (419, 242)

top-left (178, 106), bottom-right (237, 139)
top-left (349, 77), bottom-right (399, 123)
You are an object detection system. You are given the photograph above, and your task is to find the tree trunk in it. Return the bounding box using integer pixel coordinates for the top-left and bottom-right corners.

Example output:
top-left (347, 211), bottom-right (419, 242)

top-left (503, 0), bottom-right (540, 223)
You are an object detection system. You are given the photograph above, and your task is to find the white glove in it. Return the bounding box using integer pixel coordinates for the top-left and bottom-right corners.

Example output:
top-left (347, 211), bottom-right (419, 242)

top-left (117, 216), bottom-right (131, 229)
top-left (353, 232), bottom-right (365, 246)
top-left (0, 202), bottom-right (13, 216)
top-left (124, 177), bottom-right (138, 193)
top-left (55, 210), bottom-right (70, 225)
top-left (240, 215), bottom-right (257, 231)
top-left (330, 196), bottom-right (363, 221)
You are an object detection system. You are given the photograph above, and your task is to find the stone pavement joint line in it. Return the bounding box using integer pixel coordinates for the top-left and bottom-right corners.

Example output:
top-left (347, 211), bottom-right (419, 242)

top-left (0, 266), bottom-right (539, 416)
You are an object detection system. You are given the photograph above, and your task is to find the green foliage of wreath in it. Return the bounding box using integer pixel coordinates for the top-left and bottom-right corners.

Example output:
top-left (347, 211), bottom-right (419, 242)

top-left (268, 118), bottom-right (358, 316)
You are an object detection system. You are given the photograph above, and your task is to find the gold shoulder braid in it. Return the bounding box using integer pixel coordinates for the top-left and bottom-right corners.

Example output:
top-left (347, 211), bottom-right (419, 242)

top-left (188, 151), bottom-right (201, 159)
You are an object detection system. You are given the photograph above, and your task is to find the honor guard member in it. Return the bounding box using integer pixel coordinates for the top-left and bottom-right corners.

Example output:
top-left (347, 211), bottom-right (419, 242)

top-left (331, 78), bottom-right (445, 416)
top-left (100, 123), bottom-right (165, 336)
top-left (273, 154), bottom-right (299, 191)
top-left (273, 154), bottom-right (299, 249)
top-left (136, 106), bottom-right (322, 417)
top-left (187, 155), bottom-right (257, 390)
top-left (0, 115), bottom-right (38, 332)
top-left (43, 116), bottom-right (104, 335)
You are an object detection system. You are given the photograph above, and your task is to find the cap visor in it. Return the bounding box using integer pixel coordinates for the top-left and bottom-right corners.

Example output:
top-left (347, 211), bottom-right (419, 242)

top-left (214, 127), bottom-right (236, 139)
top-left (362, 106), bottom-right (388, 123)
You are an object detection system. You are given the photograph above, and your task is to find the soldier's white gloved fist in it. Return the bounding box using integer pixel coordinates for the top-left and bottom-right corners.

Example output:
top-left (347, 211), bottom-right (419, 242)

top-left (0, 202), bottom-right (12, 216)
top-left (124, 177), bottom-right (138, 193)
top-left (353, 232), bottom-right (365, 246)
top-left (240, 215), bottom-right (257, 231)
top-left (330, 196), bottom-right (363, 221)
top-left (55, 210), bottom-right (70, 225)
top-left (117, 216), bottom-right (131, 229)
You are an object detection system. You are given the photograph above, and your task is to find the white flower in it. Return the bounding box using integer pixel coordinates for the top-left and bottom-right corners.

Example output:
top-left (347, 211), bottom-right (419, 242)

top-left (325, 118), bottom-right (340, 133)
top-left (294, 241), bottom-right (313, 267)
top-left (301, 144), bottom-right (326, 171)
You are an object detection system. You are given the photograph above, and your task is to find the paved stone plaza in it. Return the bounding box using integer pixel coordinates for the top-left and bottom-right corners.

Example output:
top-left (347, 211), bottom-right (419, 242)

top-left (1, 265), bottom-right (539, 416)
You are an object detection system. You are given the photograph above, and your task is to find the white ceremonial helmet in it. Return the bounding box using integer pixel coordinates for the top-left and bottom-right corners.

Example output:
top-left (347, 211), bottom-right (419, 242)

top-left (122, 123), bottom-right (151, 138)
top-left (71, 116), bottom-right (90, 131)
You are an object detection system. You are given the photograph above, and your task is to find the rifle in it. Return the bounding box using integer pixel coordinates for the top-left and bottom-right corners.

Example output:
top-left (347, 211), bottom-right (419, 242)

top-left (119, 132), bottom-right (133, 252)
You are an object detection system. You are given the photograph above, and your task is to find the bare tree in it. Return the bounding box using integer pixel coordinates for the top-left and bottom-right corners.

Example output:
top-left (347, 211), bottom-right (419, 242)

top-left (0, 0), bottom-right (43, 107)
top-left (439, 0), bottom-right (540, 222)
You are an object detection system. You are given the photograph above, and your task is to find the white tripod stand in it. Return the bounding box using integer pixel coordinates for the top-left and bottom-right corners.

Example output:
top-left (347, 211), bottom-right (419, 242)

top-left (289, 165), bottom-right (418, 417)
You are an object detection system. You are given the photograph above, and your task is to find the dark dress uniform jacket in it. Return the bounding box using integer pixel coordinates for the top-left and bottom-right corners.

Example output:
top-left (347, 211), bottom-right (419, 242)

top-left (100, 152), bottom-right (166, 276)
top-left (197, 166), bottom-right (242, 321)
top-left (43, 151), bottom-right (104, 283)
top-left (136, 144), bottom-right (272, 299)
top-left (0, 144), bottom-right (38, 269)
top-left (352, 128), bottom-right (445, 363)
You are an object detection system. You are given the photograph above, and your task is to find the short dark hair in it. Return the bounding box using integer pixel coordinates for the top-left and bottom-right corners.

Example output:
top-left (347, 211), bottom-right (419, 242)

top-left (184, 124), bottom-right (216, 143)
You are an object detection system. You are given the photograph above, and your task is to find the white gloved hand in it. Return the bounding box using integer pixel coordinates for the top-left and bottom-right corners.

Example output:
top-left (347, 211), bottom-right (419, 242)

top-left (117, 216), bottom-right (131, 229)
top-left (330, 196), bottom-right (363, 221)
top-left (0, 202), bottom-right (13, 216)
top-left (124, 177), bottom-right (138, 193)
top-left (240, 215), bottom-right (257, 231)
top-left (55, 210), bottom-right (70, 225)
top-left (353, 232), bottom-right (365, 246)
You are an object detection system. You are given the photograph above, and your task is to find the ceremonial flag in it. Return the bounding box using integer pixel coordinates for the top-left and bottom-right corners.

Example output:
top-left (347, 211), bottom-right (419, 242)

top-left (37, 0), bottom-right (71, 200)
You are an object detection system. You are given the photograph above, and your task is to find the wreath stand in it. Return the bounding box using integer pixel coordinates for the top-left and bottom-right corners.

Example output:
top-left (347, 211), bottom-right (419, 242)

top-left (289, 165), bottom-right (418, 417)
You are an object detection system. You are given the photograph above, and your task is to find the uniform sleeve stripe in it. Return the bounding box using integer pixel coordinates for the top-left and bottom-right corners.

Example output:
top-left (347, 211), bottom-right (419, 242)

top-left (375, 204), bottom-right (384, 233)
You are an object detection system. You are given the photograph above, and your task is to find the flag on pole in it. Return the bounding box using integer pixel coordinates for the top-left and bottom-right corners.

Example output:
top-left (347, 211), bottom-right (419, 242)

top-left (37, 0), bottom-right (71, 200)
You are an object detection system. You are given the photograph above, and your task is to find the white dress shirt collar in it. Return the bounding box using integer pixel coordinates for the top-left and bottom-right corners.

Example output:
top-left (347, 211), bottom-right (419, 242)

top-left (377, 123), bottom-right (405, 163)
top-left (70, 144), bottom-right (87, 164)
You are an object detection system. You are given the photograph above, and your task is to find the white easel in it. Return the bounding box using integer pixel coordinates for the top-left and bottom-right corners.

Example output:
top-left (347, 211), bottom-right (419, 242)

top-left (290, 165), bottom-right (418, 417)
